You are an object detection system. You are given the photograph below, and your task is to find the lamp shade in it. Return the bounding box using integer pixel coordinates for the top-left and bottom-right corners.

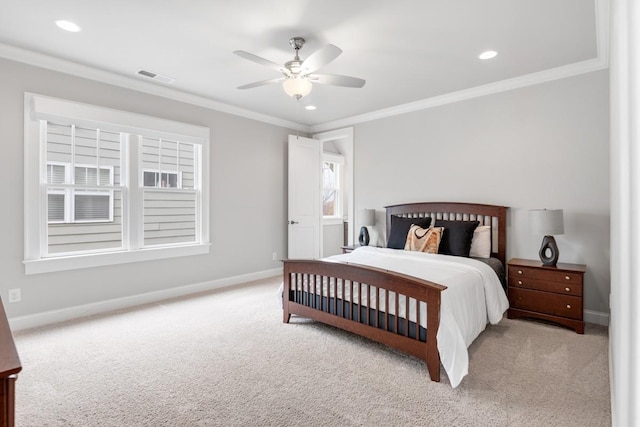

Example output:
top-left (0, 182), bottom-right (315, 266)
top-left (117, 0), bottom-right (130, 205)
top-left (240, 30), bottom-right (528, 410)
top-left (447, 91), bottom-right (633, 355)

top-left (282, 76), bottom-right (312, 98)
top-left (360, 208), bottom-right (375, 226)
top-left (358, 208), bottom-right (375, 246)
top-left (529, 209), bottom-right (564, 235)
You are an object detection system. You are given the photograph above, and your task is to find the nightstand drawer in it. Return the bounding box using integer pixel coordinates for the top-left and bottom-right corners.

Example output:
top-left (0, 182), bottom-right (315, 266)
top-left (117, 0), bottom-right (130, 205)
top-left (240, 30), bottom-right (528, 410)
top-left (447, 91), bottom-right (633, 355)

top-left (509, 287), bottom-right (582, 320)
top-left (509, 266), bottom-right (583, 285)
top-left (507, 275), bottom-right (582, 296)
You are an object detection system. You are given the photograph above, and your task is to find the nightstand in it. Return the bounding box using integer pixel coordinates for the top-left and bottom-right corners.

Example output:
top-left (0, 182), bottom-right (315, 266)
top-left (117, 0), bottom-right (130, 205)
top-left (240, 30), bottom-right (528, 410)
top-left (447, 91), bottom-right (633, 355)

top-left (341, 245), bottom-right (360, 254)
top-left (507, 258), bottom-right (586, 334)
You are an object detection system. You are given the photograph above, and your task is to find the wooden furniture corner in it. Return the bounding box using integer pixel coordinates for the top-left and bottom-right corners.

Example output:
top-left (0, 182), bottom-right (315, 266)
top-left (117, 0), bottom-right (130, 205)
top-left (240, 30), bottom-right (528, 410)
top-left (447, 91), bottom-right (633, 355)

top-left (507, 258), bottom-right (586, 334)
top-left (0, 298), bottom-right (21, 427)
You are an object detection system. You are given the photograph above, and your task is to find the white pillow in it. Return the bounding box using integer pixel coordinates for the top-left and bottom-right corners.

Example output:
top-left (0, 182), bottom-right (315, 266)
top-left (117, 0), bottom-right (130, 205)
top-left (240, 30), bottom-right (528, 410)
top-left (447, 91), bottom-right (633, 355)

top-left (469, 225), bottom-right (491, 258)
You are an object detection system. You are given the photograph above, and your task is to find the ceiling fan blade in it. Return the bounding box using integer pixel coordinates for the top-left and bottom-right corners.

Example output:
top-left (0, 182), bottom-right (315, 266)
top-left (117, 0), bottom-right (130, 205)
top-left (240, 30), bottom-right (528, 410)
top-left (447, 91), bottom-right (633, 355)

top-left (301, 44), bottom-right (342, 74)
top-left (237, 77), bottom-right (284, 90)
top-left (307, 73), bottom-right (366, 88)
top-left (233, 50), bottom-right (288, 75)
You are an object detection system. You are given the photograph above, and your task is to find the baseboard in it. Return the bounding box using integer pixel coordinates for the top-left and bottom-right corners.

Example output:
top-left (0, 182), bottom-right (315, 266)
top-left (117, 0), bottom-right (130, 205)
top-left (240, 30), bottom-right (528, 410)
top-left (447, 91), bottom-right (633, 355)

top-left (9, 271), bottom-right (610, 331)
top-left (9, 268), bottom-right (283, 331)
top-left (584, 309), bottom-right (609, 326)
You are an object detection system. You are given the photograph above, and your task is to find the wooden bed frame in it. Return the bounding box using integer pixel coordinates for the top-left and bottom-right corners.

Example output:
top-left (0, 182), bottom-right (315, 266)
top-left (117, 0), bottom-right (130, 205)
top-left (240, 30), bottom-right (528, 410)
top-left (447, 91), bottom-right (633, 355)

top-left (282, 202), bottom-right (508, 383)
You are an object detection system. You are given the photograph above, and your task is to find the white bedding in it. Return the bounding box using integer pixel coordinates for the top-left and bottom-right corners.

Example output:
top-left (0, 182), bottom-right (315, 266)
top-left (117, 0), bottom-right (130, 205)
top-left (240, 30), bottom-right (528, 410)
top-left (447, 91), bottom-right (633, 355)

top-left (283, 246), bottom-right (509, 388)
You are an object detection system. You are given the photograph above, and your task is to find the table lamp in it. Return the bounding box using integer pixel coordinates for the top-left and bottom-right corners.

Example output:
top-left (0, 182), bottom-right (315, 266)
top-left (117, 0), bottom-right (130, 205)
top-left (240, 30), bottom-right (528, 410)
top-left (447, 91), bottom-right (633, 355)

top-left (358, 208), bottom-right (375, 246)
top-left (529, 209), bottom-right (564, 266)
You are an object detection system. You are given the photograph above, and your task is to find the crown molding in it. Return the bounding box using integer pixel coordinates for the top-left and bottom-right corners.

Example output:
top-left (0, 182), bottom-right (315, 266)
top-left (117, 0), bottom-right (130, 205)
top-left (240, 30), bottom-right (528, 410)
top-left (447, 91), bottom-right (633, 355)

top-left (310, 0), bottom-right (609, 133)
top-left (309, 56), bottom-right (609, 133)
top-left (0, 42), bottom-right (310, 133)
top-left (0, 0), bottom-right (607, 136)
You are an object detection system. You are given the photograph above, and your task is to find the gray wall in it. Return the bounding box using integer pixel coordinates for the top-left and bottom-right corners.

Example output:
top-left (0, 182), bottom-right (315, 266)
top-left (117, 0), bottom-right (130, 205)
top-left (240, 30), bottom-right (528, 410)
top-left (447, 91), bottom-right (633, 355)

top-left (322, 223), bottom-right (344, 257)
top-left (353, 70), bottom-right (610, 318)
top-left (0, 58), bottom-right (290, 319)
top-left (0, 57), bottom-right (610, 323)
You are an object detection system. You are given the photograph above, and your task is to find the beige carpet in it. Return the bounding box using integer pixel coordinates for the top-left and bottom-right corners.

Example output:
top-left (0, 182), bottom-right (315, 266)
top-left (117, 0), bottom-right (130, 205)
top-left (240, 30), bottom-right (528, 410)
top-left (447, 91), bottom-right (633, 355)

top-left (13, 276), bottom-right (610, 426)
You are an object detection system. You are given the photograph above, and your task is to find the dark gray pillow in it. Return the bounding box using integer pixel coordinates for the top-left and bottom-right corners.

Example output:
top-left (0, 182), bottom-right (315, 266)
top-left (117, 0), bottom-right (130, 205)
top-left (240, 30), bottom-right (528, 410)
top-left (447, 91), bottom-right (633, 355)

top-left (434, 220), bottom-right (480, 257)
top-left (387, 216), bottom-right (432, 249)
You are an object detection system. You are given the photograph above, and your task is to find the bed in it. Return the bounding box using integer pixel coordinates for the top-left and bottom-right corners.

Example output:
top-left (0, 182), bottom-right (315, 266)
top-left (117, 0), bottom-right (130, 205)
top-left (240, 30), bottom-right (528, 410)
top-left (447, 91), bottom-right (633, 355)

top-left (282, 202), bottom-right (509, 387)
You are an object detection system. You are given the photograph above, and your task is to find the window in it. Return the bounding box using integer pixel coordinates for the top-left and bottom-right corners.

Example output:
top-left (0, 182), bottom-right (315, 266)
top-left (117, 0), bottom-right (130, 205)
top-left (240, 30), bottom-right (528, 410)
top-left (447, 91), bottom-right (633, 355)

top-left (139, 137), bottom-right (198, 247)
top-left (46, 163), bottom-right (114, 223)
top-left (322, 153), bottom-right (344, 221)
top-left (24, 93), bottom-right (210, 274)
top-left (143, 171), bottom-right (179, 188)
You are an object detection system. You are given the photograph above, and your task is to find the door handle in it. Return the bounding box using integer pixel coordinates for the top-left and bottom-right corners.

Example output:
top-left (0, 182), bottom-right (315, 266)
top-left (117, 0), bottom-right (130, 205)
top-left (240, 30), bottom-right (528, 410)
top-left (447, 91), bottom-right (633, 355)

top-left (289, 220), bottom-right (299, 225)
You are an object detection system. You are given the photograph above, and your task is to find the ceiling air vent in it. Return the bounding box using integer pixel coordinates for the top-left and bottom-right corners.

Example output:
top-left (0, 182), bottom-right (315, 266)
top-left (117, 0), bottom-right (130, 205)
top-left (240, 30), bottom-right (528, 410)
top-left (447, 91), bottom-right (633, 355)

top-left (136, 69), bottom-right (175, 84)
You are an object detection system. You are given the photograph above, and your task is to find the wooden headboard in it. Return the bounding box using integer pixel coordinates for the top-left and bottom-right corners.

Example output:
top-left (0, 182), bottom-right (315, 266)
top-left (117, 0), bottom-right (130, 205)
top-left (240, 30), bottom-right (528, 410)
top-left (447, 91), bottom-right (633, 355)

top-left (385, 202), bottom-right (509, 265)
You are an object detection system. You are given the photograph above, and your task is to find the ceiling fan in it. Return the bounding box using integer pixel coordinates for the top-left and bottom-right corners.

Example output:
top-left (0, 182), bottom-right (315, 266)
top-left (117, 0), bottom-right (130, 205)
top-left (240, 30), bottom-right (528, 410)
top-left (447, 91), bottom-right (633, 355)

top-left (233, 37), bottom-right (366, 99)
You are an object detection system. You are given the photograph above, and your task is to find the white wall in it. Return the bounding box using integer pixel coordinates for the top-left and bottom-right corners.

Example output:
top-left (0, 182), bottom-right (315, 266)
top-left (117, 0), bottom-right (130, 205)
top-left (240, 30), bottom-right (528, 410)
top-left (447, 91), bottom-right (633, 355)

top-left (353, 70), bottom-right (610, 320)
top-left (322, 223), bottom-right (344, 257)
top-left (0, 58), bottom-right (290, 321)
top-left (609, 0), bottom-right (640, 423)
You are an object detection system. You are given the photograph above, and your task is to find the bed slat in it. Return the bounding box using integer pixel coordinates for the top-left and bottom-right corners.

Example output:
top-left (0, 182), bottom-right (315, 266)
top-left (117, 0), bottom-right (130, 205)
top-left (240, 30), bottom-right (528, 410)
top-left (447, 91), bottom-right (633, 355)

top-left (405, 296), bottom-right (409, 337)
top-left (283, 259), bottom-right (447, 382)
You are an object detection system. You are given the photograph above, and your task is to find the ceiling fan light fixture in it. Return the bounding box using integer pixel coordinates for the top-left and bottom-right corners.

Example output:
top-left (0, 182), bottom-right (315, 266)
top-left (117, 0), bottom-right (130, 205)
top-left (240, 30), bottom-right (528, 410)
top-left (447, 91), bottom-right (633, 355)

top-left (283, 76), bottom-right (312, 98)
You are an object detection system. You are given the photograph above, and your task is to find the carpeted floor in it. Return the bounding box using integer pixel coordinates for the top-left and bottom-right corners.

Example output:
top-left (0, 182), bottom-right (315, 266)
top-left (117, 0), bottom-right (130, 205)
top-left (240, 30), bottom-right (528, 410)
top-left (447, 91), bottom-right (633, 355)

top-left (13, 276), bottom-right (610, 426)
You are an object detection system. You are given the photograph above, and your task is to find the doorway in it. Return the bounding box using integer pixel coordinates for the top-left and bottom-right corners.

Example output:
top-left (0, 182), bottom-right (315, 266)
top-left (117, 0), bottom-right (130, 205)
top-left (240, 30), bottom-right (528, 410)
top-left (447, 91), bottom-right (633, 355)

top-left (314, 127), bottom-right (354, 257)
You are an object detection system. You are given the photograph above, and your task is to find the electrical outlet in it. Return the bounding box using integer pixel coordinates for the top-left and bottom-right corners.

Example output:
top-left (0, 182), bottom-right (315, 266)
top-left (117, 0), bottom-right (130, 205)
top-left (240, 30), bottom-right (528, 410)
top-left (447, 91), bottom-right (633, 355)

top-left (8, 288), bottom-right (21, 303)
top-left (272, 251), bottom-right (278, 261)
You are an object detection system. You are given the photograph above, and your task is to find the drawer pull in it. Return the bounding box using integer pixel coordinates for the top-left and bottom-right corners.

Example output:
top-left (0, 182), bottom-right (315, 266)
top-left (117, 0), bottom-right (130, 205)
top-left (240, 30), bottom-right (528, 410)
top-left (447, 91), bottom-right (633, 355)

top-left (565, 287), bottom-right (571, 292)
top-left (566, 304), bottom-right (572, 309)
top-left (565, 276), bottom-right (571, 281)
top-left (518, 270), bottom-right (523, 275)
top-left (518, 280), bottom-right (523, 285)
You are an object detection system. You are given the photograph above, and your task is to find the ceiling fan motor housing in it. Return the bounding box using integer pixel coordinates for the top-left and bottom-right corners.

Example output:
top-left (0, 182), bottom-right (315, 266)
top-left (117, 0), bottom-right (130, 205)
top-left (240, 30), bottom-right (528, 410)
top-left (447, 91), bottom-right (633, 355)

top-left (289, 37), bottom-right (305, 51)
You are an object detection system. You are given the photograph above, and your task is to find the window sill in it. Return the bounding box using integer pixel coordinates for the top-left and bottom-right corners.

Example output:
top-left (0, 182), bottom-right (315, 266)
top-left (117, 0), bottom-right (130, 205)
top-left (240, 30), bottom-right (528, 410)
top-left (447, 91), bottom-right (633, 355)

top-left (23, 243), bottom-right (211, 275)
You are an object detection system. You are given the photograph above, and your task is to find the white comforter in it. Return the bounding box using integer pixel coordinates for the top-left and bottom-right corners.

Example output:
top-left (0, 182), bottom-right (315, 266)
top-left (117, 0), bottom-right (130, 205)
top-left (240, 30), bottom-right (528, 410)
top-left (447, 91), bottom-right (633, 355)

top-left (319, 246), bottom-right (508, 388)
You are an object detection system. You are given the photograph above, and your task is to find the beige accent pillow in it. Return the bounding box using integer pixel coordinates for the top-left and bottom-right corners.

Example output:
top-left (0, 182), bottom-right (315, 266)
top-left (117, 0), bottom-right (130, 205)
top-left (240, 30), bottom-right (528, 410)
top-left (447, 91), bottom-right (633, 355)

top-left (404, 225), bottom-right (444, 254)
top-left (469, 225), bottom-right (491, 258)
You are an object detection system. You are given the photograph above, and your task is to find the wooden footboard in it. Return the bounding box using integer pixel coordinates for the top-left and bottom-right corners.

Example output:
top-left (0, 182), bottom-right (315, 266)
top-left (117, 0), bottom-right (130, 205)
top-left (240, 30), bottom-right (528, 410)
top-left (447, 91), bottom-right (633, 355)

top-left (283, 259), bottom-right (446, 382)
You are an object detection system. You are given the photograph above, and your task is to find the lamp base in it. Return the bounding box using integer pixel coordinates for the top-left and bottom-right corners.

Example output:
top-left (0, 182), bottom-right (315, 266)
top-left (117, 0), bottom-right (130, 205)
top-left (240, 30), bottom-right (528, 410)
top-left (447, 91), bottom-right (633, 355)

top-left (358, 226), bottom-right (370, 246)
top-left (539, 235), bottom-right (559, 266)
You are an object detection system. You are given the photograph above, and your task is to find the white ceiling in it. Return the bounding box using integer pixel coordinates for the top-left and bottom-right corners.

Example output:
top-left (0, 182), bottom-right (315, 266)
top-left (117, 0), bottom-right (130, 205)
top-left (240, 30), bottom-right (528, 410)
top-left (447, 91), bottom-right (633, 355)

top-left (0, 0), bottom-right (605, 131)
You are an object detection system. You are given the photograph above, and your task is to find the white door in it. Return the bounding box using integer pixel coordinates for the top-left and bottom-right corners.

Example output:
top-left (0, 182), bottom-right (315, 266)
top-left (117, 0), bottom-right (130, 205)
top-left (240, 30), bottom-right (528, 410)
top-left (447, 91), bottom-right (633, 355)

top-left (288, 135), bottom-right (321, 259)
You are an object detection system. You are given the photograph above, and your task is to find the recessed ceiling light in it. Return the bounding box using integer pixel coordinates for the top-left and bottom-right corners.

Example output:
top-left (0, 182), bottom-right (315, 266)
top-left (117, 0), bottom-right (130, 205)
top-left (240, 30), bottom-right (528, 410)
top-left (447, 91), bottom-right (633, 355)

top-left (305, 105), bottom-right (317, 111)
top-left (56, 20), bottom-right (81, 33)
top-left (478, 50), bottom-right (498, 60)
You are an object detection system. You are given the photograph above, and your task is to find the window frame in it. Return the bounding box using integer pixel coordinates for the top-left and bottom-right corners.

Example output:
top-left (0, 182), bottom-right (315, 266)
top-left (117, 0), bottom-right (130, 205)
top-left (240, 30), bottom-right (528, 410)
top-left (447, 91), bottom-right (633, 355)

top-left (24, 93), bottom-right (211, 275)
